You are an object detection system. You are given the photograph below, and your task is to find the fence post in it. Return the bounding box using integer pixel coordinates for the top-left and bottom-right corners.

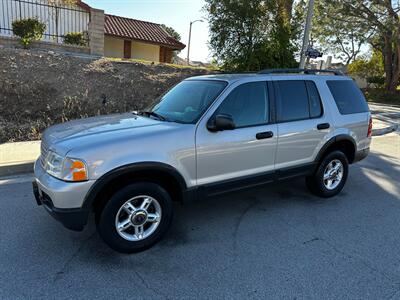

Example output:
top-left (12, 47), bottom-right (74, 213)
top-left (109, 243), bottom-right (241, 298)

top-left (18, 0), bottom-right (22, 18)
top-left (88, 8), bottom-right (104, 56)
top-left (55, 5), bottom-right (59, 43)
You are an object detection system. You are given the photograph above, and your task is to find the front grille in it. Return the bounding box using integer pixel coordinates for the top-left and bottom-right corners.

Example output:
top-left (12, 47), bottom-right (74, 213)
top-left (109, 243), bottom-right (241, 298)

top-left (40, 141), bottom-right (49, 167)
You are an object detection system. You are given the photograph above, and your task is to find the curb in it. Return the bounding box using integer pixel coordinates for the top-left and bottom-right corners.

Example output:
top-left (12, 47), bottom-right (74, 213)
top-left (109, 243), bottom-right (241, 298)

top-left (368, 102), bottom-right (400, 108)
top-left (0, 161), bottom-right (34, 177)
top-left (372, 124), bottom-right (399, 137)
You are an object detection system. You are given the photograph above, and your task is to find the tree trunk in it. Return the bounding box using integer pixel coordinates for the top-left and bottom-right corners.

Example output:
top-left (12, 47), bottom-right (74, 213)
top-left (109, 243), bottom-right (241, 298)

top-left (391, 33), bottom-right (400, 92)
top-left (383, 33), bottom-right (395, 91)
top-left (388, 47), bottom-right (400, 92)
top-left (276, 0), bottom-right (294, 24)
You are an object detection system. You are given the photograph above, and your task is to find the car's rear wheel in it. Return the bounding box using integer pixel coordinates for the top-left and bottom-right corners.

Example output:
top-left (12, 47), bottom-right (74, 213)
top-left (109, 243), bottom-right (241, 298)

top-left (96, 182), bottom-right (173, 253)
top-left (306, 151), bottom-right (349, 198)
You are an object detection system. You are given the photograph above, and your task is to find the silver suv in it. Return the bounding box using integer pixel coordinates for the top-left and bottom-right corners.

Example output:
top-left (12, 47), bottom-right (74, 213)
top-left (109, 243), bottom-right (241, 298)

top-left (33, 69), bottom-right (372, 253)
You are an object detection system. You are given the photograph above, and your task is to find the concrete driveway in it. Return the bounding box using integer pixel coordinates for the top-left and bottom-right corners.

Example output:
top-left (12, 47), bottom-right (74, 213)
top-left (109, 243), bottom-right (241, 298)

top-left (0, 133), bottom-right (399, 299)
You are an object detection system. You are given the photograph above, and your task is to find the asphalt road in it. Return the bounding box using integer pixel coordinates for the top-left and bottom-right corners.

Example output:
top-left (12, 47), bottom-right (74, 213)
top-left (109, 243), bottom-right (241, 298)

top-left (0, 133), bottom-right (399, 300)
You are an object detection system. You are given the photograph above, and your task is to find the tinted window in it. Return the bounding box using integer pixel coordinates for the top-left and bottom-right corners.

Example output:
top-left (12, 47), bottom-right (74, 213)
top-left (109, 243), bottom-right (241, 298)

top-left (306, 81), bottom-right (323, 118)
top-left (216, 82), bottom-right (268, 127)
top-left (151, 80), bottom-right (227, 124)
top-left (276, 81), bottom-right (309, 122)
top-left (327, 80), bottom-right (369, 114)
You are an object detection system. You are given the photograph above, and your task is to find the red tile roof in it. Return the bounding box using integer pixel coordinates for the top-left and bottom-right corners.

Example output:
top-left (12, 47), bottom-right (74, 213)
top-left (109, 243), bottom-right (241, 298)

top-left (76, 1), bottom-right (91, 12)
top-left (104, 14), bottom-right (186, 50)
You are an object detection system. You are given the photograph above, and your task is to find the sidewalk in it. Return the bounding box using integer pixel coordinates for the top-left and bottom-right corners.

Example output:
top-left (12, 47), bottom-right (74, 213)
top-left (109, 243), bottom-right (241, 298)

top-left (370, 103), bottom-right (400, 136)
top-left (0, 141), bottom-right (40, 177)
top-left (372, 117), bottom-right (399, 136)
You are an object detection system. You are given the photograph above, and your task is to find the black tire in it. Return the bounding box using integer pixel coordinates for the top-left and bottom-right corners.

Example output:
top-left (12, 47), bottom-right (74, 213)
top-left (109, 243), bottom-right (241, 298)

top-left (96, 182), bottom-right (173, 253)
top-left (306, 150), bottom-right (349, 198)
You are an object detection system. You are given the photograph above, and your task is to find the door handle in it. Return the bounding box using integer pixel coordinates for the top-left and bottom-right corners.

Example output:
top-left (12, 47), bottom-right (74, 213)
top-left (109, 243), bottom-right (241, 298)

top-left (256, 131), bottom-right (273, 140)
top-left (317, 123), bottom-right (330, 130)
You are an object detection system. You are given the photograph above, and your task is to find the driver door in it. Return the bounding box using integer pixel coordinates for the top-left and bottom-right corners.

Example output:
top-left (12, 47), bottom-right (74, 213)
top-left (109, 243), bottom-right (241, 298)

top-left (195, 80), bottom-right (278, 194)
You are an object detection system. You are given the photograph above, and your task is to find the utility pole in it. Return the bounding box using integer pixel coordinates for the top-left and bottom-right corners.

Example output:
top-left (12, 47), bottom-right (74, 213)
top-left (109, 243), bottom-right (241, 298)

top-left (299, 0), bottom-right (315, 69)
top-left (186, 19), bottom-right (203, 65)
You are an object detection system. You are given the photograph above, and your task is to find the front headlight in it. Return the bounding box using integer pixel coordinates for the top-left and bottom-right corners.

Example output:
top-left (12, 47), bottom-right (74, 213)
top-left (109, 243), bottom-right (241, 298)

top-left (44, 151), bottom-right (88, 182)
top-left (44, 151), bottom-right (64, 178)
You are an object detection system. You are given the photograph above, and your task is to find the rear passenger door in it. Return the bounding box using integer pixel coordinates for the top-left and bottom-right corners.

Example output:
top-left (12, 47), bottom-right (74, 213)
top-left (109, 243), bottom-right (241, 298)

top-left (273, 80), bottom-right (331, 170)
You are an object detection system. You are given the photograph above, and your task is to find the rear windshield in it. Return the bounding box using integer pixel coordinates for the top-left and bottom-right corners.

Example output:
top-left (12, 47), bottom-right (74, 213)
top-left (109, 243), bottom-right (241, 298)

top-left (326, 80), bottom-right (369, 115)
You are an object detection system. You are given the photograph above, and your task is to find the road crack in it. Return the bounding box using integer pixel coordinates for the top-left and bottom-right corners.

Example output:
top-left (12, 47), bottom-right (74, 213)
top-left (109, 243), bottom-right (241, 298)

top-left (231, 198), bottom-right (259, 257)
top-left (53, 233), bottom-right (96, 283)
top-left (133, 270), bottom-right (169, 299)
top-left (311, 236), bottom-right (400, 286)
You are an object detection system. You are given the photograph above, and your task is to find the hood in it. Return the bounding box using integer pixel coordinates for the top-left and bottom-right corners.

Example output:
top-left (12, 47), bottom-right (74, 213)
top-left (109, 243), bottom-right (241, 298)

top-left (43, 113), bottom-right (162, 146)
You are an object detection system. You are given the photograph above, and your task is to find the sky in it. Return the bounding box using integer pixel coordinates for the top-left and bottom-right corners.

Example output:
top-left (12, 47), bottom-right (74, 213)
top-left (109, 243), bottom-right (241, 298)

top-left (84, 0), bottom-right (211, 62)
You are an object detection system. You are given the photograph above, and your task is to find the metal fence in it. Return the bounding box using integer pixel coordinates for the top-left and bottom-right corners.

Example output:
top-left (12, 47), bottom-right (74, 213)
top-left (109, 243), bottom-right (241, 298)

top-left (0, 0), bottom-right (90, 44)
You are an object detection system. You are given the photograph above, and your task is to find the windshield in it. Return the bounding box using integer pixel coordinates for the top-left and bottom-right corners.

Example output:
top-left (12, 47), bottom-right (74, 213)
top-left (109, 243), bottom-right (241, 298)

top-left (148, 80), bottom-right (227, 124)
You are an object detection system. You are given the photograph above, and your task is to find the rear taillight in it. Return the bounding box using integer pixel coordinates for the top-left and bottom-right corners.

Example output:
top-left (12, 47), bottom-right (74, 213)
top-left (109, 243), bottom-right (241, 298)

top-left (367, 117), bottom-right (373, 137)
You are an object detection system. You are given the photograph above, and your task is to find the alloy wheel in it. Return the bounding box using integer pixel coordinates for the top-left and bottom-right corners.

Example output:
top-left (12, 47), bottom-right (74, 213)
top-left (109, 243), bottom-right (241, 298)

top-left (115, 195), bottom-right (162, 241)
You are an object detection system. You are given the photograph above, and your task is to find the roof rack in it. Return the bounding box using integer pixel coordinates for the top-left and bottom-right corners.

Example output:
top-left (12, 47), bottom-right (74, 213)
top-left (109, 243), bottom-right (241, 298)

top-left (258, 68), bottom-right (344, 76)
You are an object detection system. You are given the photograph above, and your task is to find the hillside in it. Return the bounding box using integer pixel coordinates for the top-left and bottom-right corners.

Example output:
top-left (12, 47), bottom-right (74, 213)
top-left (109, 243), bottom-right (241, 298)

top-left (0, 48), bottom-right (210, 143)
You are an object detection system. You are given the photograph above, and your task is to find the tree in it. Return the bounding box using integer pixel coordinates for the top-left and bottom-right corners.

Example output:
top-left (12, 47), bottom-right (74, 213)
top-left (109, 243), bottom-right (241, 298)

top-left (312, 1), bottom-right (373, 66)
top-left (161, 24), bottom-right (181, 42)
top-left (325, 1), bottom-right (400, 92)
top-left (348, 51), bottom-right (384, 78)
top-left (204, 0), bottom-right (299, 71)
top-left (348, 50), bottom-right (385, 87)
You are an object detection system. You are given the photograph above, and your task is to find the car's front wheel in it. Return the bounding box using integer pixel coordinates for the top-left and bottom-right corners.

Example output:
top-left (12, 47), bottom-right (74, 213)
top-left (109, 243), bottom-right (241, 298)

top-left (306, 150), bottom-right (349, 198)
top-left (97, 182), bottom-right (173, 253)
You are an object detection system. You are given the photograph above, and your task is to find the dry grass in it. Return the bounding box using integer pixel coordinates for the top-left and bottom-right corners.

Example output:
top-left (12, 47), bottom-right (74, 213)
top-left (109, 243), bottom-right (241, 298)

top-left (0, 47), bottom-right (211, 143)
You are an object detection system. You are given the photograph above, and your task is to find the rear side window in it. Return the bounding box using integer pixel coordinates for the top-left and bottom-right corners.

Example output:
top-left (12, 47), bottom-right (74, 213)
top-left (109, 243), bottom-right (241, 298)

top-left (327, 80), bottom-right (369, 114)
top-left (275, 80), bottom-right (322, 122)
top-left (276, 81), bottom-right (309, 122)
top-left (306, 81), bottom-right (323, 118)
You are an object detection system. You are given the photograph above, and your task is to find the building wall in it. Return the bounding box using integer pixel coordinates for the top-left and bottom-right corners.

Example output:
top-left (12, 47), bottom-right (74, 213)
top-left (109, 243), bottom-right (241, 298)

top-left (88, 8), bottom-right (104, 56)
top-left (104, 35), bottom-right (160, 62)
top-left (0, 35), bottom-right (90, 54)
top-left (104, 36), bottom-right (124, 58)
top-left (353, 75), bottom-right (368, 89)
top-left (132, 41), bottom-right (159, 62)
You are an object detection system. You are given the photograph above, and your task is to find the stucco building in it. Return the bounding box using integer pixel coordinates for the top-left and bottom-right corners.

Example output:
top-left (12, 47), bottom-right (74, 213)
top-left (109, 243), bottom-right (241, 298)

top-left (103, 14), bottom-right (185, 63)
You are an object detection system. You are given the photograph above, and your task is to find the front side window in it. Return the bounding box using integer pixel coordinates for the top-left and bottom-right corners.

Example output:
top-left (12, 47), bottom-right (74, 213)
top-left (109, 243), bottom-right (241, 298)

top-left (215, 81), bottom-right (269, 128)
top-left (150, 80), bottom-right (227, 124)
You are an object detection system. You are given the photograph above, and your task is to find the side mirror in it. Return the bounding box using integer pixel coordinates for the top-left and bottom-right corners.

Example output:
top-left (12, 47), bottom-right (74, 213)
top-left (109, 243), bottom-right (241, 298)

top-left (207, 114), bottom-right (235, 132)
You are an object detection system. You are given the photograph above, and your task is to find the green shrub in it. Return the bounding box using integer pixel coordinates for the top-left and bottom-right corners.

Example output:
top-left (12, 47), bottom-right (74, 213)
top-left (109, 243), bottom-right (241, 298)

top-left (367, 76), bottom-right (385, 88)
top-left (363, 88), bottom-right (400, 105)
top-left (12, 18), bottom-right (46, 48)
top-left (63, 32), bottom-right (86, 46)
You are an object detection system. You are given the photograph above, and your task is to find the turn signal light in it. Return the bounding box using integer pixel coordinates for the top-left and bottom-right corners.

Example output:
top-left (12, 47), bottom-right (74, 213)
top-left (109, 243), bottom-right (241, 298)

top-left (70, 160), bottom-right (88, 181)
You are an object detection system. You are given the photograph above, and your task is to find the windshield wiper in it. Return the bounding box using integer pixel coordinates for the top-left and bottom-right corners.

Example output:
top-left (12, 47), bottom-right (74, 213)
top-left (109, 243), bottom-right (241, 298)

top-left (138, 110), bottom-right (167, 121)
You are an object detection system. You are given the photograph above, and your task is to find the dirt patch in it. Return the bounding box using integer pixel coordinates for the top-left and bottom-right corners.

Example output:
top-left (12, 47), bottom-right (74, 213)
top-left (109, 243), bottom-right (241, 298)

top-left (0, 48), bottom-right (210, 143)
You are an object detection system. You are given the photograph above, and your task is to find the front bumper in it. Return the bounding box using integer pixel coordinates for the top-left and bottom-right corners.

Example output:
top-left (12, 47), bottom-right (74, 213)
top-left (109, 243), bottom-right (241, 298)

top-left (33, 181), bottom-right (88, 231)
top-left (33, 159), bottom-right (95, 231)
